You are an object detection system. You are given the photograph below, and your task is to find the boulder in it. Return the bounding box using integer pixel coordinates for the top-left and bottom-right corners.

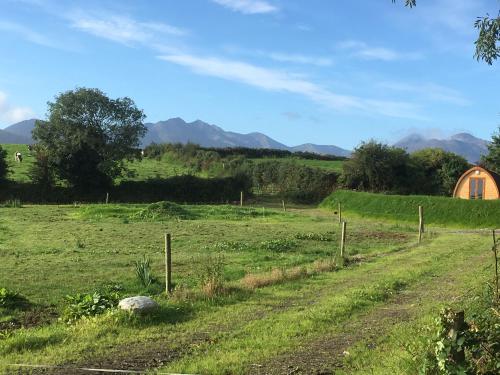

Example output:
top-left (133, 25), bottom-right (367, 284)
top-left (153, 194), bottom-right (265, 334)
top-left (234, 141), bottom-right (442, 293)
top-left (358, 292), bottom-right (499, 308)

top-left (118, 296), bottom-right (158, 313)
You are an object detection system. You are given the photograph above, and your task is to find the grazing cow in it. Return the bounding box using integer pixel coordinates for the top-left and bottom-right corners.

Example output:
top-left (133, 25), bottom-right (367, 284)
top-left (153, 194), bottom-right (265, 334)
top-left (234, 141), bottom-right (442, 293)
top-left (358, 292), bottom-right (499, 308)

top-left (14, 152), bottom-right (22, 162)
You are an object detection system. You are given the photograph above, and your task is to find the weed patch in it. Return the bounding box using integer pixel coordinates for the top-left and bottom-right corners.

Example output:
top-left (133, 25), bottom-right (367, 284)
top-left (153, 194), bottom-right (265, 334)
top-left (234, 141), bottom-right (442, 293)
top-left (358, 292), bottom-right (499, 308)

top-left (260, 239), bottom-right (297, 252)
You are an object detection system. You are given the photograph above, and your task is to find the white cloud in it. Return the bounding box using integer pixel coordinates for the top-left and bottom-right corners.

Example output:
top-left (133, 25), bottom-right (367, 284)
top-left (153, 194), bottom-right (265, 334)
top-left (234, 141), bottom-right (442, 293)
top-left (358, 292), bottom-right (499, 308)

top-left (0, 91), bottom-right (34, 125)
top-left (159, 53), bottom-right (424, 120)
top-left (0, 20), bottom-right (62, 49)
top-left (212, 0), bottom-right (278, 14)
top-left (225, 46), bottom-right (333, 66)
top-left (70, 12), bottom-right (187, 47)
top-left (267, 52), bottom-right (333, 66)
top-left (379, 81), bottom-right (470, 106)
top-left (338, 40), bottom-right (423, 61)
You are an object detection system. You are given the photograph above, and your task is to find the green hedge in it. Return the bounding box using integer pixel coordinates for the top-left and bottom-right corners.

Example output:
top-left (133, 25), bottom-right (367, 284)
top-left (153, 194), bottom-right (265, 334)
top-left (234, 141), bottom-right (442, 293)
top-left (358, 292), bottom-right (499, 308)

top-left (321, 190), bottom-right (500, 228)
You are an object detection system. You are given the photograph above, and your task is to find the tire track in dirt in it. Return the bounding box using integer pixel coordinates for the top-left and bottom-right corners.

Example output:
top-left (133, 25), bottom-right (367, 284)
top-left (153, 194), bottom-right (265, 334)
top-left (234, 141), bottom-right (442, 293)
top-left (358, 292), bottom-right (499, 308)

top-left (249, 251), bottom-right (489, 375)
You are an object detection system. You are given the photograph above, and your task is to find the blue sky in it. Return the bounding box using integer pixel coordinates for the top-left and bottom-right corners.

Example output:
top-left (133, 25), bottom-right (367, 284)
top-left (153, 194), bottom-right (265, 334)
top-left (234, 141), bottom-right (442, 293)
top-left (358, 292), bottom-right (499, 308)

top-left (0, 0), bottom-right (498, 149)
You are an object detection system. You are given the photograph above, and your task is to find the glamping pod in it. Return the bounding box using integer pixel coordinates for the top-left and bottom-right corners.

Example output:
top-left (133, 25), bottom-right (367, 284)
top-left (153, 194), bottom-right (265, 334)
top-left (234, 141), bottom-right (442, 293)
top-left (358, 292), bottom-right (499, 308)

top-left (453, 166), bottom-right (500, 200)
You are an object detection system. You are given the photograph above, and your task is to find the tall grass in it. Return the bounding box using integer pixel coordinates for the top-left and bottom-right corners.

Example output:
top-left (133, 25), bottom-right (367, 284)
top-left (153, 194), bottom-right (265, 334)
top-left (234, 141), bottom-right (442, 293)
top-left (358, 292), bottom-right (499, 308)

top-left (321, 190), bottom-right (500, 228)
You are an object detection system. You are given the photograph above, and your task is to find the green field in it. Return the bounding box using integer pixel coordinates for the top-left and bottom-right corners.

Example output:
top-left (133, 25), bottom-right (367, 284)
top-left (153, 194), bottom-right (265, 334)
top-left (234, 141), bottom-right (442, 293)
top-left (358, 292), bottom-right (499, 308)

top-left (251, 157), bottom-right (344, 172)
top-left (1, 144), bottom-right (34, 183)
top-left (2, 144), bottom-right (343, 185)
top-left (0, 199), bottom-right (495, 374)
top-left (322, 189), bottom-right (500, 228)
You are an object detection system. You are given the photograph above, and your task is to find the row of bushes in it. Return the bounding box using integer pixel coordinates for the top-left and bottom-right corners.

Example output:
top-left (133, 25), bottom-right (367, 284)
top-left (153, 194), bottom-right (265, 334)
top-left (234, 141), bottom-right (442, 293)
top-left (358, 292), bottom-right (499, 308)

top-left (144, 142), bottom-right (347, 161)
top-left (0, 175), bottom-right (252, 204)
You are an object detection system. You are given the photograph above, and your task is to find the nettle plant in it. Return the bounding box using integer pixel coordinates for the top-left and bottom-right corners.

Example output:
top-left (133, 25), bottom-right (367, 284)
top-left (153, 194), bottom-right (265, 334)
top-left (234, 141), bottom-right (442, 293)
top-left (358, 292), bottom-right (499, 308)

top-left (422, 305), bottom-right (500, 374)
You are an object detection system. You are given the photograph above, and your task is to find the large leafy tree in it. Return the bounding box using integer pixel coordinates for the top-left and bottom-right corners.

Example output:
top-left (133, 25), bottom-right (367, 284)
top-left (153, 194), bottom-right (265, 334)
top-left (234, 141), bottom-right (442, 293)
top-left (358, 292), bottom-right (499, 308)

top-left (410, 148), bottom-right (470, 195)
top-left (394, 0), bottom-right (499, 65)
top-left (481, 130), bottom-right (500, 173)
top-left (33, 88), bottom-right (146, 190)
top-left (341, 141), bottom-right (415, 193)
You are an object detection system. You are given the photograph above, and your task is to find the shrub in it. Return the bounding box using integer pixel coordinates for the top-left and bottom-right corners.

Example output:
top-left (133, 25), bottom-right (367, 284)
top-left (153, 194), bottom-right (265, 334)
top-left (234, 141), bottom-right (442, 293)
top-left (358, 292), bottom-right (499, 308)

top-left (135, 255), bottom-right (155, 288)
top-left (61, 289), bottom-right (120, 324)
top-left (420, 288), bottom-right (500, 374)
top-left (199, 253), bottom-right (225, 298)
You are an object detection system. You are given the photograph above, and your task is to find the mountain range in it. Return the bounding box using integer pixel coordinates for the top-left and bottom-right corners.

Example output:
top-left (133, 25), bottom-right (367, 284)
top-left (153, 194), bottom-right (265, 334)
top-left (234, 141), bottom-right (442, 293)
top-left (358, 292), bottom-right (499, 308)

top-left (394, 132), bottom-right (489, 163)
top-left (0, 118), bottom-right (352, 157)
top-left (0, 118), bottom-right (491, 162)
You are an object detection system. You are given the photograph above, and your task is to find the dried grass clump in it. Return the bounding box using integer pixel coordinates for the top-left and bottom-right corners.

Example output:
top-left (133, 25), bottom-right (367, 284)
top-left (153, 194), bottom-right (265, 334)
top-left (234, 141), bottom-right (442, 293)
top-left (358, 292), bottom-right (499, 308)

top-left (169, 284), bottom-right (197, 303)
top-left (241, 268), bottom-right (285, 289)
top-left (287, 266), bottom-right (308, 280)
top-left (312, 259), bottom-right (337, 273)
top-left (242, 259), bottom-right (339, 290)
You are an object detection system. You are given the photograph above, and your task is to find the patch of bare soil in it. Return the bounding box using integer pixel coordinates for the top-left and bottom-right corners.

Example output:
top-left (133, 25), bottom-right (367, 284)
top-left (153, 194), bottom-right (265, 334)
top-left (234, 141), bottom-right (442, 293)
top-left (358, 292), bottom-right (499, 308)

top-left (1, 307), bottom-right (58, 332)
top-left (248, 256), bottom-right (485, 375)
top-left (351, 231), bottom-right (410, 242)
top-left (21, 332), bottom-right (211, 375)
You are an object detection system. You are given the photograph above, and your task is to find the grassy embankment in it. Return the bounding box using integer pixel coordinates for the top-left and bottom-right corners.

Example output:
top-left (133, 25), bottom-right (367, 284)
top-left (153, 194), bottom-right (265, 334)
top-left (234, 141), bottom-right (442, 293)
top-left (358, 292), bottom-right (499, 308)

top-left (322, 189), bottom-right (500, 228)
top-left (0, 200), bottom-right (494, 374)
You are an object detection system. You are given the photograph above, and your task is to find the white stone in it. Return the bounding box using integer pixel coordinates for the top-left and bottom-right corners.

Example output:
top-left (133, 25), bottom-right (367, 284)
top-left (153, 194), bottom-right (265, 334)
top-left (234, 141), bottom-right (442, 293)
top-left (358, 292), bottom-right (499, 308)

top-left (118, 296), bottom-right (158, 313)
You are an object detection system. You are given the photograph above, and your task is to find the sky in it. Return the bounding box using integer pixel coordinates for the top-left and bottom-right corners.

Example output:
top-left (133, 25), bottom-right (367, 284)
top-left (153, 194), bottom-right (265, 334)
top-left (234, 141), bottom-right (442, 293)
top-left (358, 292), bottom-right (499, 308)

top-left (0, 0), bottom-right (498, 149)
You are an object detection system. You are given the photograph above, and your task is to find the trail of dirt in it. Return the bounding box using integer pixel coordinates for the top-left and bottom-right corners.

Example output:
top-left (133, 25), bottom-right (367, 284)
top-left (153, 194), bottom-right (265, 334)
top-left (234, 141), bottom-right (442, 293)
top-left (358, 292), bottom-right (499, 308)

top-left (248, 252), bottom-right (488, 375)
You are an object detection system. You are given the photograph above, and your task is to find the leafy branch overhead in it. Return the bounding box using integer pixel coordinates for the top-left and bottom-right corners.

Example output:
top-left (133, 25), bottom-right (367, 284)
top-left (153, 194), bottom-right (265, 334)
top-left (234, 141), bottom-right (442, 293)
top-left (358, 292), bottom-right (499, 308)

top-left (393, 0), bottom-right (500, 65)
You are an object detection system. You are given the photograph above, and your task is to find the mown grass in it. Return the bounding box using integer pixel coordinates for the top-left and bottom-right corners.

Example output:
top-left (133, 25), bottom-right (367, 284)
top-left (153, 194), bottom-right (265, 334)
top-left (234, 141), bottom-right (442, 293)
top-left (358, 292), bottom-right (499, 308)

top-left (322, 189), bottom-right (500, 228)
top-left (0, 201), bottom-right (493, 374)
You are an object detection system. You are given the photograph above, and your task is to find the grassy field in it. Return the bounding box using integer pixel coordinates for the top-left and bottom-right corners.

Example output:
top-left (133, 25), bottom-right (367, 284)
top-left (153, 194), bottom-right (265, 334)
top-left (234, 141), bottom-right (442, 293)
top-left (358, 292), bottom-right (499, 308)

top-left (251, 157), bottom-right (344, 172)
top-left (322, 189), bottom-right (500, 229)
top-left (1, 144), bottom-right (199, 184)
top-left (0, 200), bottom-right (495, 374)
top-left (2, 144), bottom-right (343, 185)
top-left (1, 144), bottom-right (34, 183)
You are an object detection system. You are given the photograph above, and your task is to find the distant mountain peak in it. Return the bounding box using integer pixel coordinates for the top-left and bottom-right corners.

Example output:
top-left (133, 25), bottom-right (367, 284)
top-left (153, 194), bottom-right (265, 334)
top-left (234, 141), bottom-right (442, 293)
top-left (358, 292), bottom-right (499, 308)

top-left (394, 132), bottom-right (489, 163)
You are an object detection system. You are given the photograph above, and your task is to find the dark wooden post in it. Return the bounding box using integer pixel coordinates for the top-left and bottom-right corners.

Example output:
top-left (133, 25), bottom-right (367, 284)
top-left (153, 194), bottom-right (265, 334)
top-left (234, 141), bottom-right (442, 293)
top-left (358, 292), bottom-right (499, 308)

top-left (165, 233), bottom-right (172, 293)
top-left (340, 221), bottom-right (346, 259)
top-left (240, 191), bottom-right (243, 207)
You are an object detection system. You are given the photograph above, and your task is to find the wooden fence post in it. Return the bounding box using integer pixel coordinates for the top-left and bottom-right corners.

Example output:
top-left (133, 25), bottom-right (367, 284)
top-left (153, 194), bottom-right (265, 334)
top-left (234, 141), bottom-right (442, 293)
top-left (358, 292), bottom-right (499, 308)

top-left (418, 205), bottom-right (424, 244)
top-left (282, 200), bottom-right (286, 212)
top-left (338, 202), bottom-right (342, 224)
top-left (240, 191), bottom-right (243, 207)
top-left (493, 229), bottom-right (499, 302)
top-left (165, 233), bottom-right (172, 294)
top-left (340, 221), bottom-right (347, 259)
top-left (105, 192), bottom-right (109, 204)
